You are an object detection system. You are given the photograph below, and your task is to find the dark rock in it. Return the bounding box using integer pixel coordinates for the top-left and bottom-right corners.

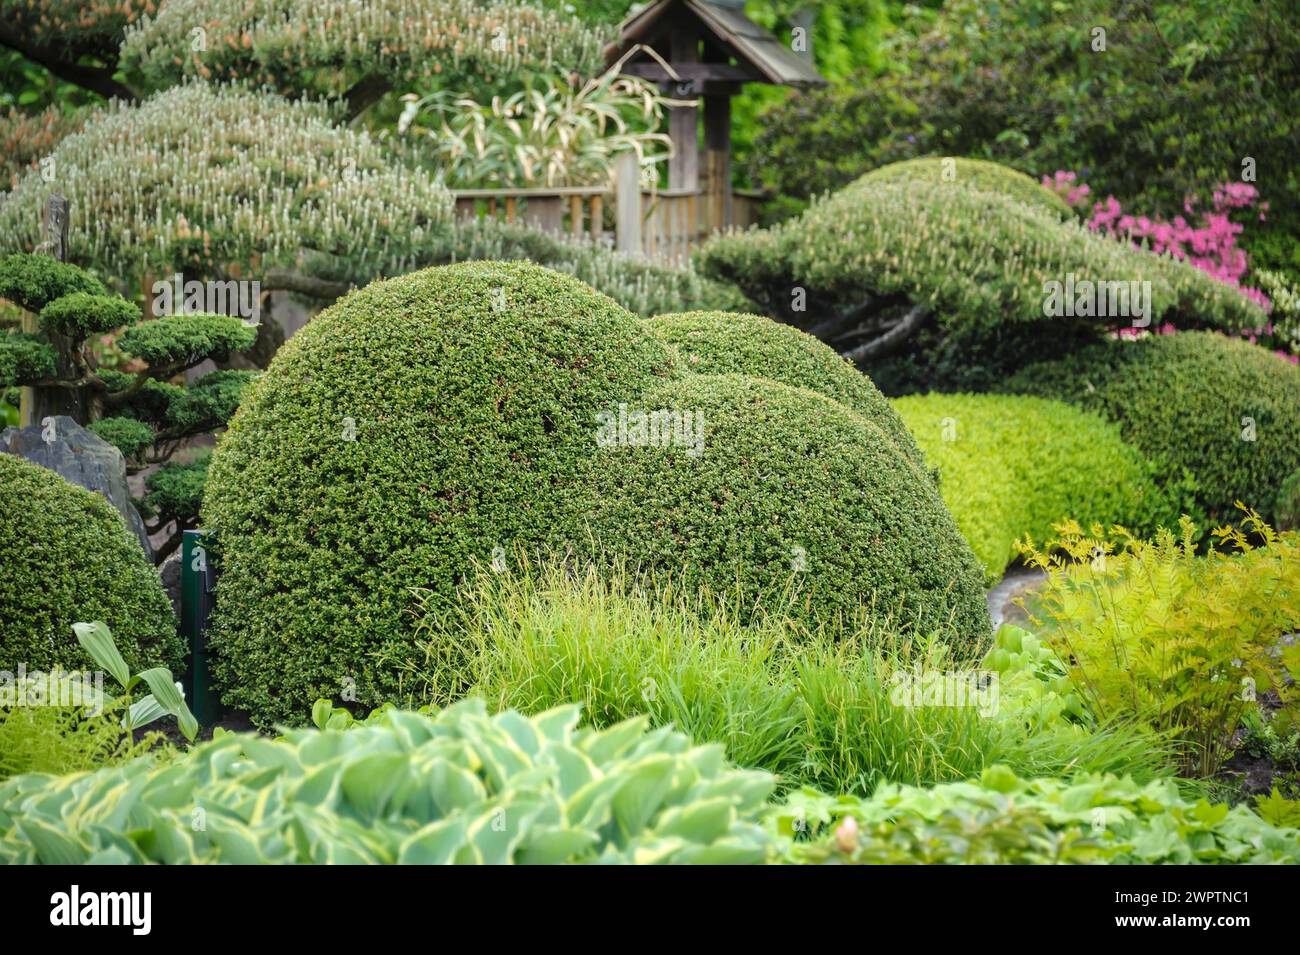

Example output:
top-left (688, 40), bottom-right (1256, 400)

top-left (1, 415), bottom-right (153, 560)
top-left (159, 550), bottom-right (183, 619)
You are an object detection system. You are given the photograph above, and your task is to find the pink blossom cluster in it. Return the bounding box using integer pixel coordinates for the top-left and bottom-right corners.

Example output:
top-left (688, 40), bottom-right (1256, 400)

top-left (1040, 170), bottom-right (1091, 208)
top-left (1043, 170), bottom-right (1297, 364)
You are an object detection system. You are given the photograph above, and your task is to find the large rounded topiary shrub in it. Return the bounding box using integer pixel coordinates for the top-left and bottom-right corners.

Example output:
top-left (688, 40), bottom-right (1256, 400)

top-left (571, 373), bottom-right (991, 647)
top-left (0, 454), bottom-right (180, 674)
top-left (647, 310), bottom-right (926, 467)
top-left (203, 261), bottom-right (679, 727)
top-left (1004, 332), bottom-right (1300, 522)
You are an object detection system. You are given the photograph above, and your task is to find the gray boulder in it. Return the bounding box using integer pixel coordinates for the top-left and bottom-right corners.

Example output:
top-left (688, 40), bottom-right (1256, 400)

top-left (1, 415), bottom-right (154, 560)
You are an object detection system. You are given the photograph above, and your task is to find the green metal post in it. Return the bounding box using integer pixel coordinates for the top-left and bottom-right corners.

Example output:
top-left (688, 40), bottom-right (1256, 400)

top-left (180, 529), bottom-right (221, 727)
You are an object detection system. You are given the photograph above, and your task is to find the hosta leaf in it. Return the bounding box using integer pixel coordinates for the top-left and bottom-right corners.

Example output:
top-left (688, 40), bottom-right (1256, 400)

top-left (399, 817), bottom-right (468, 865)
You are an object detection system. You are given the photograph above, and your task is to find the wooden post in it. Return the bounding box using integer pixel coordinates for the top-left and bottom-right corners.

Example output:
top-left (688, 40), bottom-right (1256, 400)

top-left (589, 194), bottom-right (603, 239)
top-left (569, 195), bottom-right (584, 236)
top-left (615, 152), bottom-right (642, 256)
top-left (704, 95), bottom-right (732, 230)
top-left (668, 28), bottom-right (699, 192)
top-left (20, 194), bottom-right (88, 427)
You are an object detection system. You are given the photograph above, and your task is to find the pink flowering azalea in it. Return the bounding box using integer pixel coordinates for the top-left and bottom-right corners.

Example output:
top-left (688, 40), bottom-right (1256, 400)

top-left (1043, 170), bottom-right (1297, 362)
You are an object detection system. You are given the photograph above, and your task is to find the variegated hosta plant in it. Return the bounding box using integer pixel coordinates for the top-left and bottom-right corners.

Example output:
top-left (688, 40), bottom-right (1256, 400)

top-left (0, 699), bottom-right (776, 864)
top-left (397, 70), bottom-right (674, 188)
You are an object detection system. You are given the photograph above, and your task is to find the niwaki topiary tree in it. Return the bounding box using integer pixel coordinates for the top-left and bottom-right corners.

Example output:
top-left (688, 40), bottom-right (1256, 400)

top-left (0, 252), bottom-right (257, 558)
top-left (0, 453), bottom-right (183, 675)
top-left (0, 83), bottom-right (456, 296)
top-left (120, 0), bottom-right (611, 117)
top-left (646, 310), bottom-right (926, 469)
top-left (1003, 332), bottom-right (1300, 525)
top-left (570, 372), bottom-right (991, 645)
top-left (202, 261), bottom-right (680, 727)
top-left (0, 0), bottom-right (608, 114)
top-left (852, 157), bottom-right (1074, 220)
top-left (696, 162), bottom-right (1266, 374)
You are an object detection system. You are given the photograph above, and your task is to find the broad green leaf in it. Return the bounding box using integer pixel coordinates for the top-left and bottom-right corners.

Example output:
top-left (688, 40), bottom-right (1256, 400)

top-left (72, 621), bottom-right (130, 688)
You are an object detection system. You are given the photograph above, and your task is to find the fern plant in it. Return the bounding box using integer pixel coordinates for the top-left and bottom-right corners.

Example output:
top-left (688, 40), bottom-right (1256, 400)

top-left (1020, 508), bottom-right (1300, 777)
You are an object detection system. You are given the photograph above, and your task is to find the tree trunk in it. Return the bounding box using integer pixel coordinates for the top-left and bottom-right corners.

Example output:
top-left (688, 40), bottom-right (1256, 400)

top-left (20, 195), bottom-right (89, 426)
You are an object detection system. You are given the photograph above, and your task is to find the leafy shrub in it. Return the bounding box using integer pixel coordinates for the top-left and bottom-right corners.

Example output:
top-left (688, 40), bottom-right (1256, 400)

top-left (1021, 510), bottom-right (1300, 777)
top-left (203, 261), bottom-right (679, 727)
top-left (1004, 332), bottom-right (1300, 522)
top-left (0, 104), bottom-right (86, 191)
top-left (436, 218), bottom-right (750, 317)
top-left (854, 157), bottom-right (1072, 219)
top-left (390, 565), bottom-right (1169, 795)
top-left (647, 310), bottom-right (925, 467)
top-left (570, 373), bottom-right (990, 643)
top-left (772, 765), bottom-right (1300, 865)
top-left (0, 699), bottom-right (776, 865)
top-left (891, 392), bottom-right (1188, 580)
top-left (0, 454), bottom-right (182, 674)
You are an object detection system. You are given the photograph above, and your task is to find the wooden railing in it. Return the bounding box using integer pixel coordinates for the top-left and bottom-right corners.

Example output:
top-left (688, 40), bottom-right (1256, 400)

top-left (449, 154), bottom-right (764, 267)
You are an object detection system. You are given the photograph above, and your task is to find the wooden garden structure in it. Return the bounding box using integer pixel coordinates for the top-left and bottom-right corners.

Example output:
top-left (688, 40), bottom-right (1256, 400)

top-left (452, 0), bottom-right (826, 265)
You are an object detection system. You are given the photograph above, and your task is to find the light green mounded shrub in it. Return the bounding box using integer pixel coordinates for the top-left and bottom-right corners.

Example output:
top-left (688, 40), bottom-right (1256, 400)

top-left (0, 455), bottom-right (182, 674)
top-left (853, 157), bottom-right (1073, 219)
top-left (646, 310), bottom-right (925, 467)
top-left (1004, 332), bottom-right (1300, 522)
top-left (891, 392), bottom-right (1187, 580)
top-left (203, 260), bottom-right (679, 727)
top-left (0, 699), bottom-right (777, 865)
top-left (570, 373), bottom-right (990, 645)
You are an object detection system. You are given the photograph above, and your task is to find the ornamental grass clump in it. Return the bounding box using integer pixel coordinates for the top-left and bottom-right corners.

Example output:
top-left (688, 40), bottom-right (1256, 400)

top-left (393, 563), bottom-right (1170, 795)
top-left (202, 261), bottom-right (679, 727)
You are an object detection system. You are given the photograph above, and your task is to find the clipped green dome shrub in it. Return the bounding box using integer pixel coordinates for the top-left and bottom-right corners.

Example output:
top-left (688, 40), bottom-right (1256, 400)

top-left (1004, 332), bottom-right (1300, 522)
top-left (571, 373), bottom-right (990, 645)
top-left (0, 454), bottom-right (181, 674)
top-left (203, 261), bottom-right (678, 727)
top-left (891, 393), bottom-right (1187, 580)
top-left (647, 310), bottom-right (925, 467)
top-left (853, 157), bottom-right (1073, 219)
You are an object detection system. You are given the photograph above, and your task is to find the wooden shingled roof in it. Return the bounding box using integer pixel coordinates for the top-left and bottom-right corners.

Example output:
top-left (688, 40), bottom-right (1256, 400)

top-left (606, 0), bottom-right (827, 89)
